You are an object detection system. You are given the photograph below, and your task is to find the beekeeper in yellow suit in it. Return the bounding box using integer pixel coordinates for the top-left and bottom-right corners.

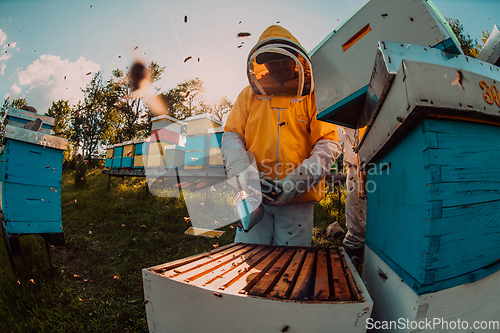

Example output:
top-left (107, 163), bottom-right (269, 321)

top-left (222, 25), bottom-right (341, 246)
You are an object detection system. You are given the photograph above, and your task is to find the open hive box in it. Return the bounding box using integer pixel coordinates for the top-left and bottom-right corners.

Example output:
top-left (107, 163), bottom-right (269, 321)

top-left (143, 243), bottom-right (372, 333)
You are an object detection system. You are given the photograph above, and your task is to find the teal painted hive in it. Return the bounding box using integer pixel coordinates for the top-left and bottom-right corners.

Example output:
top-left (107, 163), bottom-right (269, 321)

top-left (1, 123), bottom-right (68, 253)
top-left (366, 119), bottom-right (500, 294)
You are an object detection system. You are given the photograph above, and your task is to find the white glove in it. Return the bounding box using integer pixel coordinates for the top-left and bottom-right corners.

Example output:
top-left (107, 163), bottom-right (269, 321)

top-left (221, 131), bottom-right (260, 193)
top-left (263, 165), bottom-right (314, 206)
top-left (224, 148), bottom-right (259, 192)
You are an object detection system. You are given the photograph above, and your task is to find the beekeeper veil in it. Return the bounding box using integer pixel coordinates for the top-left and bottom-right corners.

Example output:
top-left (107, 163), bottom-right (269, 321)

top-left (247, 25), bottom-right (314, 97)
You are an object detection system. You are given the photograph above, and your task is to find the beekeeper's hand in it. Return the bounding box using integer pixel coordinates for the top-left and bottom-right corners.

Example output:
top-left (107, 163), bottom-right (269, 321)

top-left (263, 165), bottom-right (314, 206)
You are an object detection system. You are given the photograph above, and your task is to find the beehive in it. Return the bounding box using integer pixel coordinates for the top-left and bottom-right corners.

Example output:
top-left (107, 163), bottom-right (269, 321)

top-left (310, 0), bottom-right (460, 128)
top-left (3, 107), bottom-right (55, 134)
top-left (363, 246), bottom-right (500, 332)
top-left (208, 127), bottom-right (224, 168)
top-left (183, 114), bottom-right (222, 136)
top-left (163, 145), bottom-right (185, 168)
top-left (151, 114), bottom-right (185, 133)
top-left (357, 55), bottom-right (500, 294)
top-left (143, 243), bottom-right (372, 333)
top-left (0, 123), bottom-right (67, 252)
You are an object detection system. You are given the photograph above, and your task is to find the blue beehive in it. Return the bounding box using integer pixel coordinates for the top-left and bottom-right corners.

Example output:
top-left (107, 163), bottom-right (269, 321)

top-left (208, 127), bottom-right (224, 148)
top-left (1, 115), bottom-right (68, 254)
top-left (184, 151), bottom-right (209, 168)
top-left (356, 46), bottom-right (500, 294)
top-left (185, 136), bottom-right (210, 151)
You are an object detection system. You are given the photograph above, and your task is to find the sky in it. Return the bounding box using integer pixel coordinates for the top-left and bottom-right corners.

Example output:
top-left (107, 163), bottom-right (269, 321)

top-left (0, 0), bottom-right (498, 116)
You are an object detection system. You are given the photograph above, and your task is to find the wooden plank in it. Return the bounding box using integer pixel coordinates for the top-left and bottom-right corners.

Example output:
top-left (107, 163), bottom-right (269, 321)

top-left (314, 249), bottom-right (331, 300)
top-left (180, 245), bottom-right (266, 284)
top-left (441, 165), bottom-right (499, 183)
top-left (161, 243), bottom-right (249, 277)
top-left (3, 183), bottom-right (61, 222)
top-left (237, 247), bottom-right (286, 294)
top-left (197, 247), bottom-right (269, 290)
top-left (149, 243), bottom-right (242, 274)
top-left (218, 246), bottom-right (276, 293)
top-left (330, 248), bottom-right (351, 301)
top-left (193, 246), bottom-right (276, 289)
top-left (269, 248), bottom-right (306, 299)
top-left (426, 182), bottom-right (500, 208)
top-left (290, 250), bottom-right (316, 300)
top-left (169, 245), bottom-right (259, 282)
top-left (247, 248), bottom-right (296, 296)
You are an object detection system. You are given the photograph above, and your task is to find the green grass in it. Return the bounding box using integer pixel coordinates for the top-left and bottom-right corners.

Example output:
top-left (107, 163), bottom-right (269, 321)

top-left (0, 169), bottom-right (346, 332)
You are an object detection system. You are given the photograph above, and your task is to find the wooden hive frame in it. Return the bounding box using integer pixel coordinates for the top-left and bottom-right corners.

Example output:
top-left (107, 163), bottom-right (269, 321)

top-left (143, 243), bottom-right (372, 333)
top-left (148, 243), bottom-right (362, 303)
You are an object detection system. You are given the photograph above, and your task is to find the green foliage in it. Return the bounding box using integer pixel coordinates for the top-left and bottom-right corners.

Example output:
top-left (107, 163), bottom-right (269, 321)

top-left (446, 17), bottom-right (479, 57)
top-left (47, 100), bottom-right (74, 163)
top-left (160, 78), bottom-right (205, 120)
top-left (71, 72), bottom-right (121, 162)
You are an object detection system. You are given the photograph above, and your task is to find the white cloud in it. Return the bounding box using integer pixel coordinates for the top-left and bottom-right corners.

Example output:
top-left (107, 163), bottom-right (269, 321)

top-left (0, 29), bottom-right (6, 45)
top-left (16, 55), bottom-right (100, 113)
top-left (0, 30), bottom-right (19, 76)
top-left (10, 83), bottom-right (21, 96)
top-left (0, 53), bottom-right (11, 62)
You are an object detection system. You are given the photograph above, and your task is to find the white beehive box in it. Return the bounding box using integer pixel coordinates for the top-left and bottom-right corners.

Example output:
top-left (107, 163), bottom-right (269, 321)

top-left (310, 0), bottom-right (461, 128)
top-left (363, 246), bottom-right (500, 333)
top-left (143, 243), bottom-right (372, 333)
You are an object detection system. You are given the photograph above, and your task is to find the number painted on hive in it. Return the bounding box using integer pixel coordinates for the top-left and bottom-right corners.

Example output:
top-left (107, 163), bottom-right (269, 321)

top-left (479, 81), bottom-right (500, 107)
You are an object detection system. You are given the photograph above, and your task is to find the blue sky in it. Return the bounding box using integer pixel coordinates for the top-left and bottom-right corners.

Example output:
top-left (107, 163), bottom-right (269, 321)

top-left (0, 0), bottom-right (498, 115)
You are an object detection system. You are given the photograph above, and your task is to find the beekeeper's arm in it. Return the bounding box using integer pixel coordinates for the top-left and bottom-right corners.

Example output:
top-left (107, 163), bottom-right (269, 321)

top-left (221, 94), bottom-right (259, 193)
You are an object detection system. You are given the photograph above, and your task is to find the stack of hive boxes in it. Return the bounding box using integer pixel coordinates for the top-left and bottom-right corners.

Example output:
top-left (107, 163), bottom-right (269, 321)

top-left (133, 139), bottom-right (147, 169)
top-left (208, 126), bottom-right (224, 168)
top-left (120, 140), bottom-right (135, 168)
top-left (104, 145), bottom-right (114, 168)
top-left (183, 114), bottom-right (222, 169)
top-left (1, 107), bottom-right (68, 252)
top-left (111, 144), bottom-right (124, 169)
top-left (149, 115), bottom-right (186, 168)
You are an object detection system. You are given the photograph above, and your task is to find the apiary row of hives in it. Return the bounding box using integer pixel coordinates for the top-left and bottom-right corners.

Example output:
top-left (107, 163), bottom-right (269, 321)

top-left (104, 114), bottom-right (224, 170)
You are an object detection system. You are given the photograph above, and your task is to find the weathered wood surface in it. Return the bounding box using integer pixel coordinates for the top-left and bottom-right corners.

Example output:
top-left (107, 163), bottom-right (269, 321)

top-left (151, 244), bottom-right (359, 303)
top-left (143, 244), bottom-right (373, 333)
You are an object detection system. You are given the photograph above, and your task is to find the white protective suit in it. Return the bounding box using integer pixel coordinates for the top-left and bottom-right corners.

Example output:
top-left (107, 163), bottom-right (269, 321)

top-left (339, 127), bottom-right (366, 251)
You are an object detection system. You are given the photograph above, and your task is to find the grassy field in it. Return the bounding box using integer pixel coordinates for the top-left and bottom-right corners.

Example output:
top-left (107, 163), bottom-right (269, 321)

top-left (0, 168), bottom-right (345, 332)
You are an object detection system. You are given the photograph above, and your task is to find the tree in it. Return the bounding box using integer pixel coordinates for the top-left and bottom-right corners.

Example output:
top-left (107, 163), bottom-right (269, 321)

top-left (446, 17), bottom-right (479, 57)
top-left (46, 100), bottom-right (73, 163)
top-left (71, 72), bottom-right (120, 162)
top-left (47, 100), bottom-right (72, 136)
top-left (202, 96), bottom-right (233, 122)
top-left (109, 61), bottom-right (165, 141)
top-left (161, 78), bottom-right (205, 120)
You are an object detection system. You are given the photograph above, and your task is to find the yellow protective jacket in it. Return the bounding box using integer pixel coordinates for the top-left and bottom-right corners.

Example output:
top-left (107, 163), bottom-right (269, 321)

top-left (224, 26), bottom-right (339, 203)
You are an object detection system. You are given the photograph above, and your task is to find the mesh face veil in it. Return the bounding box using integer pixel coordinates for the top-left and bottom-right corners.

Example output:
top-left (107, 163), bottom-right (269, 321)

top-left (247, 37), bottom-right (314, 97)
